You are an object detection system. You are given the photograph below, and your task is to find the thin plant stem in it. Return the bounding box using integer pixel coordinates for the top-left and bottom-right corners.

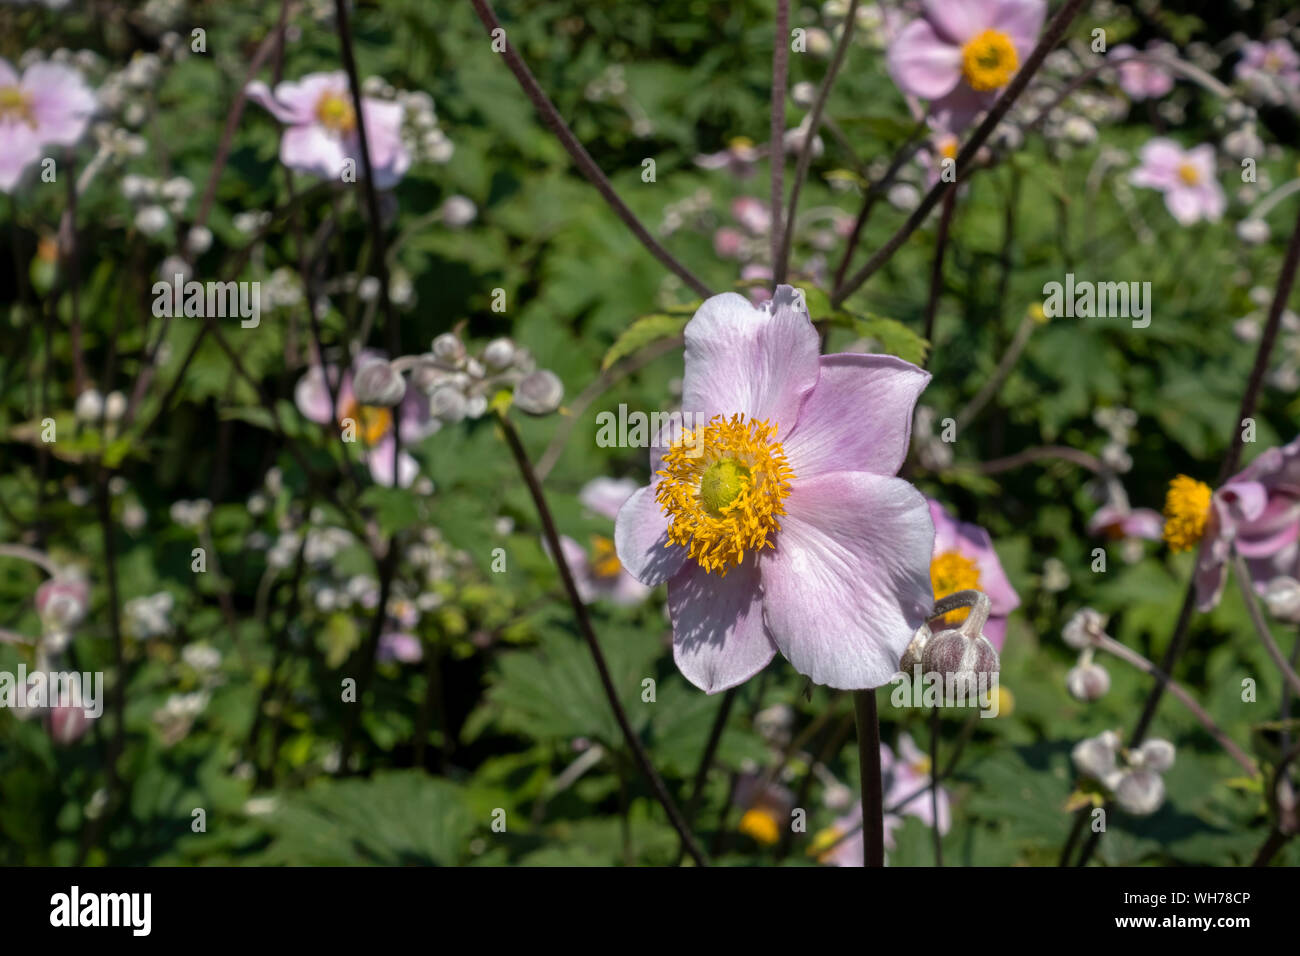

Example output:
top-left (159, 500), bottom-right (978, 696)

top-left (673, 686), bottom-right (736, 865)
top-left (1232, 553), bottom-right (1300, 698)
top-left (468, 0), bottom-right (712, 299)
top-left (775, 0), bottom-right (858, 284)
top-left (495, 408), bottom-right (709, 866)
top-left (922, 190), bottom-right (956, 353)
top-left (929, 707), bottom-right (943, 865)
top-left (770, 0), bottom-right (790, 273)
top-left (852, 689), bottom-right (884, 867)
top-left (954, 316), bottom-right (1036, 430)
top-left (333, 0), bottom-right (399, 355)
top-left (1094, 634), bottom-right (1258, 776)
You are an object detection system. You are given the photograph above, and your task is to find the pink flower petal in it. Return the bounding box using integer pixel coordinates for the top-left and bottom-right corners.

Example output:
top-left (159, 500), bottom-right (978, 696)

top-left (993, 0), bottom-right (1047, 56)
top-left (761, 472), bottom-right (934, 689)
top-left (782, 353), bottom-right (930, 480)
top-left (922, 0), bottom-right (996, 43)
top-left (281, 123), bottom-right (351, 180)
top-left (681, 287), bottom-right (820, 439)
top-left (614, 484), bottom-right (688, 586)
top-left (669, 557), bottom-right (776, 694)
top-left (887, 19), bottom-right (964, 100)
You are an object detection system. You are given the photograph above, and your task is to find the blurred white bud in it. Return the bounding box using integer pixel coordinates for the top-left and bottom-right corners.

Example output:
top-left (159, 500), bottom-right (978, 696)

top-left (74, 388), bottom-right (103, 422)
top-left (482, 337), bottom-right (516, 371)
top-left (513, 369), bottom-right (564, 416)
top-left (351, 358), bottom-right (407, 407)
top-left (1262, 577), bottom-right (1300, 622)
top-left (1063, 607), bottom-right (1107, 649)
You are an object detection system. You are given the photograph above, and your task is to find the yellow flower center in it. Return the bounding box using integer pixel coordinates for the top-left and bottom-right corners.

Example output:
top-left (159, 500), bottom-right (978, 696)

top-left (1162, 475), bottom-right (1212, 553)
top-left (938, 137), bottom-right (958, 161)
top-left (589, 535), bottom-right (622, 579)
top-left (340, 398), bottom-right (392, 446)
top-left (995, 685), bottom-right (1014, 717)
top-left (930, 550), bottom-right (981, 626)
top-left (656, 414), bottom-right (795, 576)
top-left (315, 92), bottom-right (357, 134)
top-left (961, 29), bottom-right (1019, 92)
top-left (0, 85), bottom-right (34, 126)
top-left (738, 808), bottom-right (781, 846)
top-left (1177, 162), bottom-right (1201, 186)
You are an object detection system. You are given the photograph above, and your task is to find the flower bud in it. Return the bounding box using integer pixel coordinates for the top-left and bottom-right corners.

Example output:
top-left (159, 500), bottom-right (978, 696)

top-left (1262, 577), bottom-right (1300, 622)
top-left (1072, 730), bottom-right (1120, 782)
top-left (920, 628), bottom-right (999, 681)
top-left (431, 332), bottom-right (466, 366)
top-left (1062, 607), bottom-right (1107, 649)
top-left (1132, 738), bottom-right (1175, 772)
top-left (1113, 769), bottom-right (1165, 816)
top-left (351, 358), bottom-right (407, 407)
top-left (74, 388), bottom-right (103, 422)
top-left (513, 369), bottom-right (564, 416)
top-left (104, 391), bottom-right (127, 422)
top-left (1065, 661), bottom-right (1110, 701)
top-left (482, 337), bottom-right (516, 371)
top-left (429, 385), bottom-right (468, 423)
top-left (47, 704), bottom-right (94, 745)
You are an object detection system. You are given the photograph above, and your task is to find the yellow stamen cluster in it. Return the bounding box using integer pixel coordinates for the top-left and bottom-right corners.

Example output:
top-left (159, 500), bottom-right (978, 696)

top-left (589, 535), bottom-right (622, 579)
top-left (339, 398), bottom-right (392, 446)
top-left (961, 29), bottom-right (1019, 92)
top-left (0, 85), bottom-right (35, 127)
top-left (656, 414), bottom-right (795, 576)
top-left (315, 92), bottom-right (357, 134)
top-left (930, 550), bottom-right (981, 626)
top-left (738, 808), bottom-right (781, 846)
top-left (1176, 161), bottom-right (1201, 186)
top-left (1162, 475), bottom-right (1212, 553)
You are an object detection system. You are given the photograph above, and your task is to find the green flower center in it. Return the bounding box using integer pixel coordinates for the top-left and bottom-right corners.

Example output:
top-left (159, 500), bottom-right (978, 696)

top-left (699, 458), bottom-right (751, 517)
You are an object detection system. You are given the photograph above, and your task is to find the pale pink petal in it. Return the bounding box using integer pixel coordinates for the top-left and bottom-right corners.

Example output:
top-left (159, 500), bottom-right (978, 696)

top-left (614, 485), bottom-right (688, 586)
top-left (281, 123), bottom-right (350, 180)
top-left (1164, 186), bottom-right (1205, 225)
top-left (922, 0), bottom-right (996, 43)
top-left (761, 472), bottom-right (934, 689)
top-left (782, 353), bottom-right (930, 480)
top-left (669, 557), bottom-right (777, 694)
top-left (367, 437), bottom-right (418, 488)
top-left (579, 476), bottom-right (640, 521)
top-left (993, 0), bottom-right (1047, 57)
top-left (681, 286), bottom-right (820, 439)
top-left (293, 365), bottom-right (338, 424)
top-left (0, 123), bottom-right (41, 192)
top-left (23, 61), bottom-right (96, 146)
top-left (887, 19), bottom-right (964, 100)
top-left (271, 73), bottom-right (347, 123)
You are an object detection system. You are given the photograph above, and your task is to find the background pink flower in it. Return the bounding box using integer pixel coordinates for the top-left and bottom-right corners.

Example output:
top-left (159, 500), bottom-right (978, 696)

top-left (928, 499), bottom-right (1020, 650)
top-left (1111, 43), bottom-right (1176, 100)
top-left (1129, 139), bottom-right (1225, 226)
top-left (247, 71), bottom-right (410, 188)
top-left (0, 58), bottom-right (96, 192)
top-left (887, 0), bottom-right (1046, 130)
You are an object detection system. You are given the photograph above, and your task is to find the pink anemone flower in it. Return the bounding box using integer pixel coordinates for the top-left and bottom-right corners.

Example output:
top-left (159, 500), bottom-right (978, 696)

top-left (1129, 139), bottom-right (1225, 226)
top-left (294, 351), bottom-right (435, 487)
top-left (1110, 43), bottom-right (1176, 101)
top-left (927, 499), bottom-right (1019, 650)
top-left (887, 0), bottom-right (1046, 131)
top-left (614, 286), bottom-right (934, 693)
top-left (1194, 435), bottom-right (1300, 611)
top-left (551, 477), bottom-right (652, 607)
top-left (0, 57), bottom-right (96, 192)
top-left (246, 71), bottom-right (410, 188)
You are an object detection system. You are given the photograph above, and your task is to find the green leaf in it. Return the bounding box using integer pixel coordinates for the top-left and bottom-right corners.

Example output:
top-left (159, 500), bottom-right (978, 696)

top-left (600, 308), bottom-right (694, 371)
top-left (829, 311), bottom-right (930, 366)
